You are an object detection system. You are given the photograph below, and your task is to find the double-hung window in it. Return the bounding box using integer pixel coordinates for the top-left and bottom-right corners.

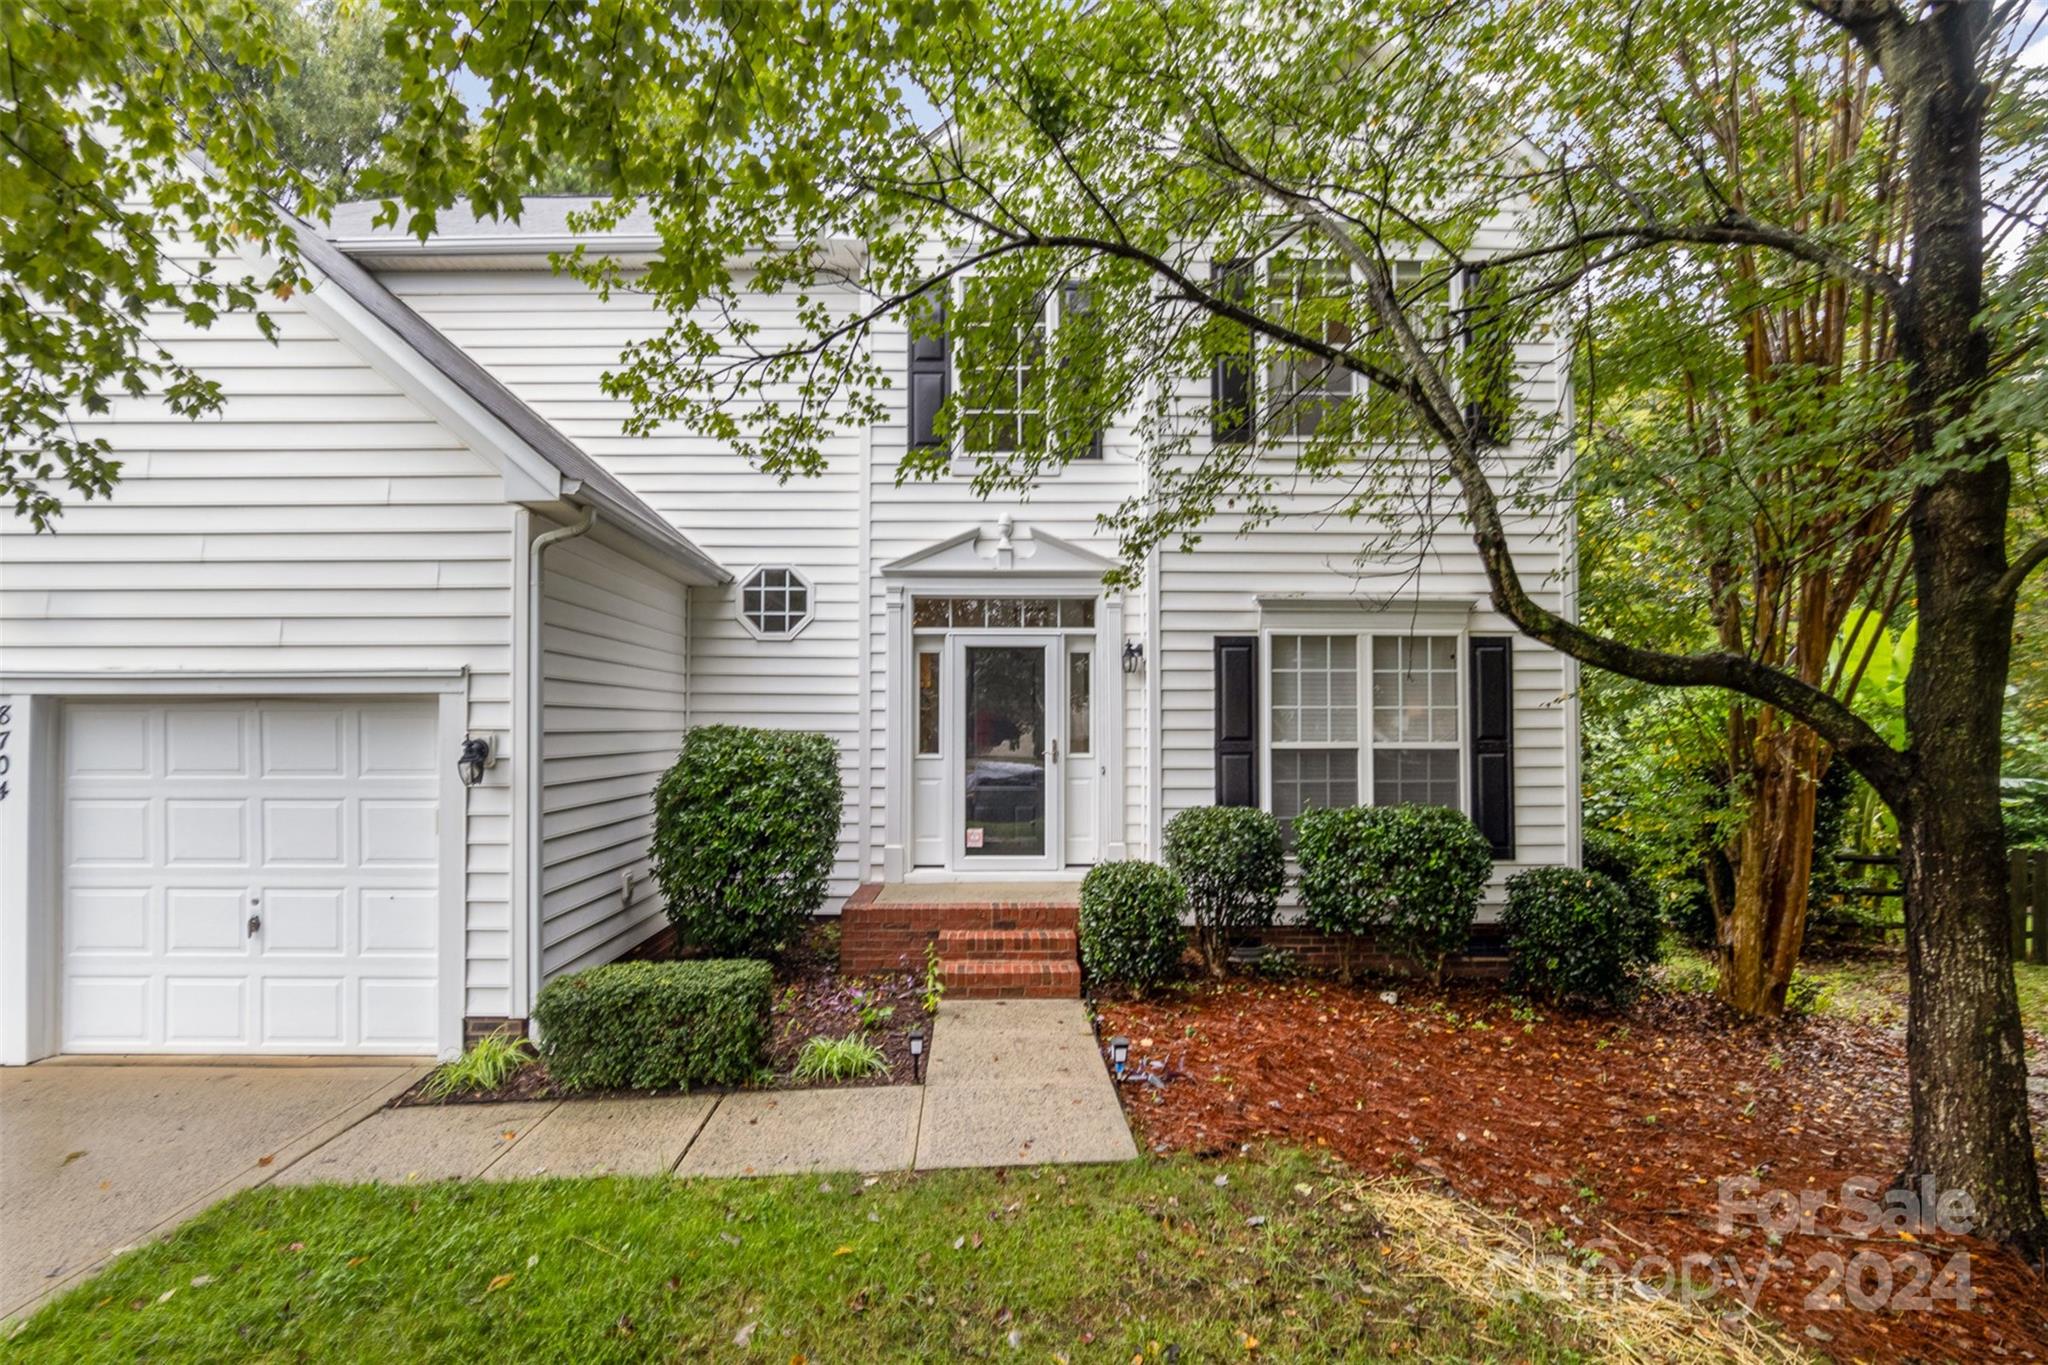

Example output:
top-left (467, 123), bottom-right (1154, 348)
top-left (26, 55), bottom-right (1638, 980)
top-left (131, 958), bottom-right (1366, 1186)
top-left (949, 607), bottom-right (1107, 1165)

top-left (956, 281), bottom-right (1052, 455)
top-left (1261, 257), bottom-right (1444, 439)
top-left (1267, 631), bottom-right (1464, 828)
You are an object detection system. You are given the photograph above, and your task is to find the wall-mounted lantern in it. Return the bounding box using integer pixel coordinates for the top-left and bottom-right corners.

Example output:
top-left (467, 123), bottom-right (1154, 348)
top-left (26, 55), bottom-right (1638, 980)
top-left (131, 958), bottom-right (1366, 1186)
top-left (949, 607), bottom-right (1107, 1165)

top-left (1121, 640), bottom-right (1145, 675)
top-left (457, 735), bottom-right (496, 788)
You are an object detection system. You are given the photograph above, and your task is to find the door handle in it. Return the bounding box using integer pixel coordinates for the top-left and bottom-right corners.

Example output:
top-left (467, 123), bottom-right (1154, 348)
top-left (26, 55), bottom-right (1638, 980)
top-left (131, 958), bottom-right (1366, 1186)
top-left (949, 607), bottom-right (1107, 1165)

top-left (247, 914), bottom-right (262, 937)
top-left (1050, 738), bottom-right (1059, 763)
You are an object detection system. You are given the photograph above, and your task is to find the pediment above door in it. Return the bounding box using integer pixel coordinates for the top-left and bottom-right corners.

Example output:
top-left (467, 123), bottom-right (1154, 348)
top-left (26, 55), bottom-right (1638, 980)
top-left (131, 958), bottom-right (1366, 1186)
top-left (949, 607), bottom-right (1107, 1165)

top-left (881, 514), bottom-right (1119, 579)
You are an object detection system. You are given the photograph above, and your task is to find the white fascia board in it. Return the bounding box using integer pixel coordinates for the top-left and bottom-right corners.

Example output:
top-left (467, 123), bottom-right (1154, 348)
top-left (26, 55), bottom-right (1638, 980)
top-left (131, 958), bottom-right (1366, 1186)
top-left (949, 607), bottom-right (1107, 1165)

top-left (299, 274), bottom-right (564, 505)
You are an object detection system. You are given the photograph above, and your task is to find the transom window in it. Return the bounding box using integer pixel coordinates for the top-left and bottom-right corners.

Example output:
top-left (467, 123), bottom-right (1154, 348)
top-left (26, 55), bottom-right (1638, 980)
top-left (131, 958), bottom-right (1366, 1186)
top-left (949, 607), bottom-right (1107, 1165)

top-left (1269, 632), bottom-right (1463, 827)
top-left (911, 596), bottom-right (1095, 630)
top-left (739, 566), bottom-right (812, 638)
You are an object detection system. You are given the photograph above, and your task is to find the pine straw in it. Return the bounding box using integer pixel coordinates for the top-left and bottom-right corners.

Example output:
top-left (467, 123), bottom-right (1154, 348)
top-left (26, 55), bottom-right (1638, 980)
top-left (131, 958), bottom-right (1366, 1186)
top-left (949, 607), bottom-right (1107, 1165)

top-left (1349, 1177), bottom-right (1813, 1365)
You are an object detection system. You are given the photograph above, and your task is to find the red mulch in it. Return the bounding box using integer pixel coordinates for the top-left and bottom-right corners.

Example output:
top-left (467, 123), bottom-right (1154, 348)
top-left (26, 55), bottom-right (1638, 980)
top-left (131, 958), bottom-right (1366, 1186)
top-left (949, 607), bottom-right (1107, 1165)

top-left (1099, 980), bottom-right (2048, 1364)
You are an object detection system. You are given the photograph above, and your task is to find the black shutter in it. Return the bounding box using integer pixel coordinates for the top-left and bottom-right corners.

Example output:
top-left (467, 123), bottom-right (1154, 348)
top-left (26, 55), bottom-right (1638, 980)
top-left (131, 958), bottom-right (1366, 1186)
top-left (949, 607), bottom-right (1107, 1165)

top-left (1060, 280), bottom-right (1104, 459)
top-left (908, 296), bottom-right (949, 448)
top-left (1214, 635), bottom-right (1259, 807)
top-left (1459, 266), bottom-right (1513, 447)
top-left (1211, 259), bottom-right (1253, 444)
top-left (1468, 635), bottom-right (1514, 857)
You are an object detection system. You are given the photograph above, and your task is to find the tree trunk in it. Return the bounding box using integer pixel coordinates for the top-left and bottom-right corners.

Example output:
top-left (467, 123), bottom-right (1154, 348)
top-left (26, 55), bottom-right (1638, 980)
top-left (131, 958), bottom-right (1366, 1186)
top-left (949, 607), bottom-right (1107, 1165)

top-left (1895, 581), bottom-right (2042, 1256)
top-left (1717, 720), bottom-right (1822, 1017)
top-left (1879, 2), bottom-right (2047, 1261)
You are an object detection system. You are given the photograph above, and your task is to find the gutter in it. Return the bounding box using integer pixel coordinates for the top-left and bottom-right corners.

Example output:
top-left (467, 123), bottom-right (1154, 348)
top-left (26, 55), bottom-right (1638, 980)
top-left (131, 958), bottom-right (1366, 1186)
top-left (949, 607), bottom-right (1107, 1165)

top-left (524, 504), bottom-right (597, 1014)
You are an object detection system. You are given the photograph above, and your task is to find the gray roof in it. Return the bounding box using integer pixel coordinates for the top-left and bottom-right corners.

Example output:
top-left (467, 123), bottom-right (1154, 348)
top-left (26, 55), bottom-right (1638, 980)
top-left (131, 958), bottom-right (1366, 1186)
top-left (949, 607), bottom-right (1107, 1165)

top-left (294, 215), bottom-right (725, 583)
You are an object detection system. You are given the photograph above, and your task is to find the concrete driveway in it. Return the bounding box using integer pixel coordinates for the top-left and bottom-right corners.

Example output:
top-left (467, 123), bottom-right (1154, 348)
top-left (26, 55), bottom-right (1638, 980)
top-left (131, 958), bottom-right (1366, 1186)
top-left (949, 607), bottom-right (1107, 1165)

top-left (0, 1059), bottom-right (423, 1321)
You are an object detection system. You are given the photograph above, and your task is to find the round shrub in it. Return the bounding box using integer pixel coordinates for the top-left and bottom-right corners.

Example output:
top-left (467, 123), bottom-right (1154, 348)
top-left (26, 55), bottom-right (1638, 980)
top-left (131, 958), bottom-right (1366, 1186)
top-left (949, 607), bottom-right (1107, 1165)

top-left (1296, 804), bottom-right (1493, 982)
top-left (1163, 805), bottom-right (1285, 976)
top-left (652, 725), bottom-right (840, 957)
top-left (1077, 860), bottom-right (1188, 992)
top-left (1502, 866), bottom-right (1646, 1009)
top-left (1581, 829), bottom-right (1664, 966)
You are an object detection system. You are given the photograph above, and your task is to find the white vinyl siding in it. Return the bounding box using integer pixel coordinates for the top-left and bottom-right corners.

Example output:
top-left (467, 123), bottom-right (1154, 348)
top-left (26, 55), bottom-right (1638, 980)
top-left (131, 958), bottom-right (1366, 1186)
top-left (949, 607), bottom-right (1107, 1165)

top-left (537, 525), bottom-right (688, 979)
top-left (379, 270), bottom-right (868, 903)
top-left (0, 293), bottom-right (521, 1016)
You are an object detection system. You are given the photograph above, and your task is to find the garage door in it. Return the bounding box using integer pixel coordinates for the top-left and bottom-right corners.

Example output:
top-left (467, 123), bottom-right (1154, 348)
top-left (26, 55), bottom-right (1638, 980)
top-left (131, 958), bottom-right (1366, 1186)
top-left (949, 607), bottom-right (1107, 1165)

top-left (60, 700), bottom-right (440, 1053)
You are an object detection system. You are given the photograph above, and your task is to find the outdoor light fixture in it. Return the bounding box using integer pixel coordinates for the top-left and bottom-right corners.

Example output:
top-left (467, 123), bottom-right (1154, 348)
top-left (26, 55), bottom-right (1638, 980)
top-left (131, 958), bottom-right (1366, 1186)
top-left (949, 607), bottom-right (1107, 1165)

top-left (908, 1028), bottom-right (926, 1084)
top-left (1109, 1035), bottom-right (1130, 1079)
top-left (1121, 640), bottom-right (1145, 675)
top-left (457, 735), bottom-right (495, 788)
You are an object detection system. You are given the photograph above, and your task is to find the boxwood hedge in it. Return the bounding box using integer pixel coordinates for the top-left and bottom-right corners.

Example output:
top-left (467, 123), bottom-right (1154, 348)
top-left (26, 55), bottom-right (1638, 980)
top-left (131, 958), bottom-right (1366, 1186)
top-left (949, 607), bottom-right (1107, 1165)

top-left (651, 725), bottom-right (840, 957)
top-left (1163, 805), bottom-right (1285, 976)
top-left (532, 959), bottom-right (770, 1091)
top-left (1078, 860), bottom-right (1188, 993)
top-left (1502, 866), bottom-right (1647, 1009)
top-left (1296, 804), bottom-right (1493, 982)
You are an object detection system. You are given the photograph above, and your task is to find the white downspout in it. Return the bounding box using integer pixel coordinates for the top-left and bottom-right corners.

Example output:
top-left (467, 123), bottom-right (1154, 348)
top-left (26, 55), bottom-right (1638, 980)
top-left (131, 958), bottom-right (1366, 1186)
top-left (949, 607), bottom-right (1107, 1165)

top-left (525, 505), bottom-right (596, 1015)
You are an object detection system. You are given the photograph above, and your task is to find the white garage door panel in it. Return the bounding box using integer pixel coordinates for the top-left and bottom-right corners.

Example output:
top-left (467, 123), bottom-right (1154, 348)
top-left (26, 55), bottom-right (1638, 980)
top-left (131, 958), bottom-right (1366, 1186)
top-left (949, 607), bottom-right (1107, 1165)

top-left (60, 700), bottom-right (440, 1054)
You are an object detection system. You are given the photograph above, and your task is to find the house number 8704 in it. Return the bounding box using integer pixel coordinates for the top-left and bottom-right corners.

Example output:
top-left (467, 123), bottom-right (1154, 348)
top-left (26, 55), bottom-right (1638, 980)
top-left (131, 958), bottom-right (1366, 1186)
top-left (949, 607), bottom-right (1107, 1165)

top-left (0, 702), bottom-right (12, 802)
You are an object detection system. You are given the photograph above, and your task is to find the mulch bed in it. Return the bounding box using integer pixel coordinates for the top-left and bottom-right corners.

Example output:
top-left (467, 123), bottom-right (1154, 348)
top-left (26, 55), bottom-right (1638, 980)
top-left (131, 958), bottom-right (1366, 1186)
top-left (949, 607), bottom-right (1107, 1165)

top-left (394, 924), bottom-right (926, 1106)
top-left (1098, 978), bottom-right (2048, 1364)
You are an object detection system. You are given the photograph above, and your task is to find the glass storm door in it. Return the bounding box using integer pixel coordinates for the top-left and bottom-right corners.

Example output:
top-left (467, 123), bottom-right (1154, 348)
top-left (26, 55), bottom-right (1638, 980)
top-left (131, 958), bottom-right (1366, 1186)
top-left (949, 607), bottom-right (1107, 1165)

top-left (955, 635), bottom-right (1059, 869)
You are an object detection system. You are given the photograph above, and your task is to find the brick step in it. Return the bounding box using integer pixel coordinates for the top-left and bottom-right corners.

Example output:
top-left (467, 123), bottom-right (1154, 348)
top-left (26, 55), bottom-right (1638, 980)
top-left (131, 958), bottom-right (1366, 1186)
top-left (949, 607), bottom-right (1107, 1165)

top-left (939, 956), bottom-right (1082, 1000)
top-left (937, 927), bottom-right (1077, 960)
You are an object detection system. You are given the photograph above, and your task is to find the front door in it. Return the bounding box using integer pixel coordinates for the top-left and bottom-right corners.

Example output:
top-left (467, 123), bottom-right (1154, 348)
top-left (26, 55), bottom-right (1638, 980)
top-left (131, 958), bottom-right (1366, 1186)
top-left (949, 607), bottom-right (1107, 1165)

top-left (953, 633), bottom-right (1060, 871)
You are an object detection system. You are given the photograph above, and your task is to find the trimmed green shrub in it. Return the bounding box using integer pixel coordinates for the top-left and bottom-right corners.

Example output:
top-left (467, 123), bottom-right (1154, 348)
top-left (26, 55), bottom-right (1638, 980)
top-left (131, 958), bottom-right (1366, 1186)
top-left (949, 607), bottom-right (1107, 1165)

top-left (1581, 829), bottom-right (1664, 966)
top-left (651, 725), bottom-right (840, 957)
top-left (1163, 805), bottom-right (1285, 976)
top-left (1078, 860), bottom-right (1188, 992)
top-left (532, 959), bottom-right (771, 1091)
top-left (1502, 867), bottom-right (1647, 1009)
top-left (1296, 804), bottom-right (1493, 982)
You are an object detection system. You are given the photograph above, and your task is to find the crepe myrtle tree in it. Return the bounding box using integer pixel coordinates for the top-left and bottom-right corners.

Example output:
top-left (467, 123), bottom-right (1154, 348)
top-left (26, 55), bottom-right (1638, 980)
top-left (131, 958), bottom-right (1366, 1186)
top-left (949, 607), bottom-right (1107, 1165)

top-left (374, 0), bottom-right (2048, 1255)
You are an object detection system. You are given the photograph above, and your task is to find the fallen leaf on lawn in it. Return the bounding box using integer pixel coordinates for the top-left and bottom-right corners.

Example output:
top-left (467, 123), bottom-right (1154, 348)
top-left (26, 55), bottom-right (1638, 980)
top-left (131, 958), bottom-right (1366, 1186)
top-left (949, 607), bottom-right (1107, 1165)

top-left (1240, 1332), bottom-right (1259, 1352)
top-left (615, 1314), bottom-right (634, 1337)
top-left (189, 1275), bottom-right (212, 1288)
top-left (526, 1253), bottom-right (539, 1268)
top-left (286, 1242), bottom-right (304, 1254)
top-left (485, 1273), bottom-right (515, 1294)
top-left (256, 1155), bottom-right (275, 1167)
top-left (345, 1257), bottom-right (366, 1269)
top-left (60, 1151), bottom-right (87, 1166)
top-left (156, 1289), bottom-right (175, 1304)
top-left (953, 1235), bottom-right (967, 1250)
top-left (733, 1320), bottom-right (757, 1347)
top-left (833, 1245), bottom-right (853, 1257)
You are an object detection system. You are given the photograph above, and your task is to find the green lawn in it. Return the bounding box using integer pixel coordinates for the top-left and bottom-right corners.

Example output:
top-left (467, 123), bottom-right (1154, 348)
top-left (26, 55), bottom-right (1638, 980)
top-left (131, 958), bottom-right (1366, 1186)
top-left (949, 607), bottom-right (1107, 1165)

top-left (5, 1153), bottom-right (1636, 1363)
top-left (1662, 942), bottom-right (2048, 1035)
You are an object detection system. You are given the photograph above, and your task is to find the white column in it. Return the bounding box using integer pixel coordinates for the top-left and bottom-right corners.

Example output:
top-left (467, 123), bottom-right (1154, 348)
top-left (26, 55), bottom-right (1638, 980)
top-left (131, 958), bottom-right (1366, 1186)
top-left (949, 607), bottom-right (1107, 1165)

top-left (881, 584), bottom-right (908, 882)
top-left (0, 694), bottom-right (58, 1064)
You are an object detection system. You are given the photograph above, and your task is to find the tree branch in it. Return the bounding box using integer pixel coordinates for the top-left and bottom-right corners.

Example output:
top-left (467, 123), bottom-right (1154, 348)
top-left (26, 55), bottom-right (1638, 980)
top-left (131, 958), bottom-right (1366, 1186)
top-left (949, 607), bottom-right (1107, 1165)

top-left (1996, 535), bottom-right (2048, 604)
top-left (1225, 170), bottom-right (1917, 805)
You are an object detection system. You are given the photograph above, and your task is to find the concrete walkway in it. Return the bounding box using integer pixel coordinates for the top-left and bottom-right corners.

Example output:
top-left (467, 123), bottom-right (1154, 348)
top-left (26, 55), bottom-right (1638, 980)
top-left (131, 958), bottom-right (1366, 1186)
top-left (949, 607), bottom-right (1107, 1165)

top-left (1, 1001), bottom-right (1133, 1321)
top-left (275, 999), bottom-right (1134, 1186)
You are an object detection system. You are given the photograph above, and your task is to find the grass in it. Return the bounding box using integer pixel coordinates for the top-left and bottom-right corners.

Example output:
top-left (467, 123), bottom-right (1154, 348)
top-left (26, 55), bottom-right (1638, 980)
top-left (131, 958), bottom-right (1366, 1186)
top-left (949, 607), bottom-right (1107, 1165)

top-left (790, 1031), bottom-right (888, 1083)
top-left (419, 1029), bottom-right (535, 1100)
top-left (1660, 942), bottom-right (2048, 1036)
top-left (3, 1152), bottom-right (1646, 1363)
